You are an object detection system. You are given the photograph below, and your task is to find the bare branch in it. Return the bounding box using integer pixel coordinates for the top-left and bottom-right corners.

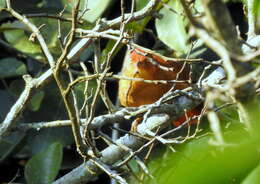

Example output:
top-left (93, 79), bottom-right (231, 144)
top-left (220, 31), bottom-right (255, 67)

top-left (53, 68), bottom-right (224, 183)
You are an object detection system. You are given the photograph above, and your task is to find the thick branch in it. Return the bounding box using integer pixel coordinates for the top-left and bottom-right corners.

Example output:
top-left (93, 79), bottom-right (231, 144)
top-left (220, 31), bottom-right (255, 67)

top-left (53, 67), bottom-right (225, 184)
top-left (53, 91), bottom-right (201, 184)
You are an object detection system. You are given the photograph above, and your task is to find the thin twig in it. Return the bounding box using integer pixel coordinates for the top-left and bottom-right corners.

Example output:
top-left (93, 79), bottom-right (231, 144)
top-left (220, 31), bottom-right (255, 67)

top-left (26, 13), bottom-right (83, 24)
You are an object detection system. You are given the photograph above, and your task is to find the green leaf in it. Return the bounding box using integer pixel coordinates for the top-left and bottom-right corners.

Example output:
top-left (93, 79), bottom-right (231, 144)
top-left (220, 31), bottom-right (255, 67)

top-left (61, 0), bottom-right (111, 23)
top-left (127, 0), bottom-right (154, 33)
top-left (242, 164), bottom-right (260, 184)
top-left (0, 0), bottom-right (6, 9)
top-left (253, 0), bottom-right (260, 33)
top-left (28, 91), bottom-right (45, 112)
top-left (79, 44), bottom-right (94, 61)
top-left (3, 28), bottom-right (42, 55)
top-left (0, 90), bottom-right (13, 120)
top-left (253, 0), bottom-right (260, 13)
top-left (82, 0), bottom-right (111, 23)
top-left (155, 0), bottom-right (189, 55)
top-left (18, 81), bottom-right (74, 156)
top-left (136, 0), bottom-right (150, 10)
top-left (100, 39), bottom-right (124, 63)
top-left (41, 0), bottom-right (63, 9)
top-left (25, 142), bottom-right (63, 184)
top-left (24, 127), bottom-right (73, 156)
top-left (0, 57), bottom-right (27, 78)
top-left (128, 159), bottom-right (140, 173)
top-left (74, 79), bottom-right (98, 107)
top-left (9, 79), bottom-right (24, 97)
top-left (155, 0), bottom-right (203, 55)
top-left (3, 16), bottom-right (68, 61)
top-left (0, 131), bottom-right (26, 162)
top-left (142, 126), bottom-right (260, 184)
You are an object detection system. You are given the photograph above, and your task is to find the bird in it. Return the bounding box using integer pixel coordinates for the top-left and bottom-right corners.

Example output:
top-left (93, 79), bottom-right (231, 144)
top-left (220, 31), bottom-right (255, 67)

top-left (118, 47), bottom-right (202, 129)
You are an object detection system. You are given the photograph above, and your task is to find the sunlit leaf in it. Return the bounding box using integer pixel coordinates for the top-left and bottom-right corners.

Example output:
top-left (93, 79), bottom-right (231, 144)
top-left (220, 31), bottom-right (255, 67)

top-left (155, 0), bottom-right (189, 55)
top-left (4, 28), bottom-right (42, 56)
top-left (242, 164), bottom-right (260, 184)
top-left (253, 0), bottom-right (260, 33)
top-left (136, 0), bottom-right (150, 10)
top-left (0, 0), bottom-right (6, 9)
top-left (3, 16), bottom-right (69, 61)
top-left (82, 0), bottom-right (111, 23)
top-left (155, 0), bottom-right (203, 55)
top-left (61, 0), bottom-right (111, 23)
top-left (127, 0), bottom-right (154, 33)
top-left (142, 127), bottom-right (260, 184)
